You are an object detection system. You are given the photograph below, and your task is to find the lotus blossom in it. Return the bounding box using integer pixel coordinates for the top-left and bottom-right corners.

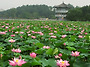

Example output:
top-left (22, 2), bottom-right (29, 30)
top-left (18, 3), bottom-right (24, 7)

top-left (85, 33), bottom-right (87, 35)
top-left (28, 34), bottom-right (31, 36)
top-left (60, 23), bottom-right (63, 25)
top-left (49, 33), bottom-right (53, 35)
top-left (43, 46), bottom-right (50, 49)
top-left (9, 39), bottom-right (16, 43)
top-left (5, 26), bottom-right (9, 29)
top-left (81, 29), bottom-right (84, 33)
top-left (51, 36), bottom-right (56, 38)
top-left (78, 35), bottom-right (83, 38)
top-left (62, 35), bottom-right (67, 38)
top-left (38, 32), bottom-right (44, 35)
top-left (20, 32), bottom-right (24, 34)
top-left (54, 28), bottom-right (57, 29)
top-left (63, 43), bottom-right (66, 46)
top-left (5, 31), bottom-right (8, 32)
top-left (71, 51), bottom-right (80, 57)
top-left (9, 30), bottom-right (11, 32)
top-left (55, 55), bottom-right (60, 58)
top-left (0, 32), bottom-right (6, 34)
top-left (9, 57), bottom-right (26, 66)
top-left (57, 59), bottom-right (70, 67)
top-left (54, 31), bottom-right (57, 33)
top-left (32, 31), bottom-right (35, 34)
top-left (12, 48), bottom-right (21, 53)
top-left (58, 53), bottom-right (62, 57)
top-left (12, 27), bottom-right (15, 30)
top-left (20, 36), bottom-right (23, 38)
top-left (31, 36), bottom-right (36, 39)
top-left (9, 60), bottom-right (17, 66)
top-left (0, 54), bottom-right (2, 59)
top-left (2, 25), bottom-right (5, 28)
top-left (27, 31), bottom-right (30, 33)
top-left (30, 52), bottom-right (36, 58)
top-left (15, 31), bottom-right (19, 34)
top-left (6, 23), bottom-right (9, 25)
top-left (11, 34), bottom-right (15, 37)
top-left (17, 26), bottom-right (19, 28)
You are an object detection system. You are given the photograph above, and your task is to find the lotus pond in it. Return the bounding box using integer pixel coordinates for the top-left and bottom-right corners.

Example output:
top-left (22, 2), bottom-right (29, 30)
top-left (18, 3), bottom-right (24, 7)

top-left (0, 20), bottom-right (90, 67)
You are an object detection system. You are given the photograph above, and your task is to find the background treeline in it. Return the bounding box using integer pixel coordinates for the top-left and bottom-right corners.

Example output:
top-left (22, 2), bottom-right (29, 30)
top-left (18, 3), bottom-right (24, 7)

top-left (0, 5), bottom-right (55, 19)
top-left (66, 5), bottom-right (90, 21)
top-left (0, 4), bottom-right (90, 21)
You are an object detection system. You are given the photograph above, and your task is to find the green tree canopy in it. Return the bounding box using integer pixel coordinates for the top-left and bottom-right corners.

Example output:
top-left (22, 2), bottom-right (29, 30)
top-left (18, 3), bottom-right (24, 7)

top-left (0, 5), bottom-right (55, 19)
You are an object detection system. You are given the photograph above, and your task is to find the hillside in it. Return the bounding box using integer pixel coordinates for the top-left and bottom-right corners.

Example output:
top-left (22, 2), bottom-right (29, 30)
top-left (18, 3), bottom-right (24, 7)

top-left (0, 5), bottom-right (55, 19)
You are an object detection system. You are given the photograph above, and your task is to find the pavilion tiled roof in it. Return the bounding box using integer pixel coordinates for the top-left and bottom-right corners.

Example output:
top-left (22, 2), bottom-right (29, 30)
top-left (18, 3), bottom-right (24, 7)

top-left (54, 2), bottom-right (68, 8)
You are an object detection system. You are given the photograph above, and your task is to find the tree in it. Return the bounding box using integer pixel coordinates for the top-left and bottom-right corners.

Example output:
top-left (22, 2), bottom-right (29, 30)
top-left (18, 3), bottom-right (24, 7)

top-left (0, 5), bottom-right (55, 19)
top-left (66, 5), bottom-right (90, 21)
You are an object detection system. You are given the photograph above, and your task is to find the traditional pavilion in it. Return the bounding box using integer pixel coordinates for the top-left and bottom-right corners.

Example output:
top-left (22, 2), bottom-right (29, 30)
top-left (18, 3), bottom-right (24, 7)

top-left (54, 2), bottom-right (69, 20)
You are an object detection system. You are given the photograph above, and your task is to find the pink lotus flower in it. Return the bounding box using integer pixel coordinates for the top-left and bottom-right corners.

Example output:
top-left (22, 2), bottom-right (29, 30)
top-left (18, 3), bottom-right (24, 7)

top-left (66, 25), bottom-right (68, 28)
top-left (85, 33), bottom-right (87, 35)
top-left (27, 31), bottom-right (30, 33)
top-left (49, 33), bottom-right (53, 35)
top-left (58, 53), bottom-right (62, 57)
top-left (12, 48), bottom-right (21, 53)
top-left (31, 36), bottom-right (36, 39)
top-left (0, 32), bottom-right (6, 34)
top-left (54, 31), bottom-right (57, 33)
top-left (63, 43), bottom-right (66, 46)
top-left (78, 35), bottom-right (83, 38)
top-left (15, 49), bottom-right (21, 53)
top-left (51, 36), bottom-right (56, 38)
top-left (38, 32), bottom-right (44, 35)
top-left (43, 46), bottom-right (50, 49)
top-left (30, 52), bottom-right (36, 58)
top-left (41, 26), bottom-right (43, 28)
top-left (81, 29), bottom-right (84, 33)
top-left (49, 27), bottom-right (52, 30)
top-left (0, 54), bottom-right (2, 59)
top-left (12, 27), bottom-right (15, 30)
top-left (60, 23), bottom-right (63, 25)
top-left (69, 28), bottom-right (72, 31)
top-left (55, 55), bottom-right (60, 58)
top-left (5, 26), bottom-right (9, 29)
top-left (9, 60), bottom-right (17, 66)
top-left (32, 31), bottom-right (35, 34)
top-left (11, 48), bottom-right (16, 52)
top-left (6, 23), bottom-right (9, 25)
top-left (71, 51), bottom-right (80, 57)
top-left (9, 57), bottom-right (26, 66)
top-left (62, 35), bottom-right (67, 38)
top-left (57, 59), bottom-right (70, 67)
top-left (2, 25), bottom-right (5, 28)
top-left (15, 31), bottom-right (19, 34)
top-left (28, 34), bottom-right (31, 36)
top-left (20, 36), bottom-right (23, 38)
top-left (39, 33), bottom-right (44, 35)
top-left (20, 32), bottom-right (24, 34)
top-left (9, 30), bottom-right (11, 32)
top-left (9, 39), bottom-right (16, 43)
top-left (17, 26), bottom-right (19, 28)
top-left (5, 31), bottom-right (8, 33)
top-left (54, 28), bottom-right (57, 29)
top-left (11, 34), bottom-right (15, 37)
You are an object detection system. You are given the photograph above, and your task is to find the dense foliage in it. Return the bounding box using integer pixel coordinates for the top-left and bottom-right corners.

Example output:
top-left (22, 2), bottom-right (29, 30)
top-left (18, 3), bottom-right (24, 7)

top-left (0, 20), bottom-right (90, 67)
top-left (0, 5), bottom-right (55, 19)
top-left (66, 5), bottom-right (90, 21)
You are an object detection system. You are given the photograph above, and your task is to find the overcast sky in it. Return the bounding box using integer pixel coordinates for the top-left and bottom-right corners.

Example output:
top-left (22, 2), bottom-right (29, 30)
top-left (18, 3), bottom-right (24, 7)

top-left (0, 0), bottom-right (90, 10)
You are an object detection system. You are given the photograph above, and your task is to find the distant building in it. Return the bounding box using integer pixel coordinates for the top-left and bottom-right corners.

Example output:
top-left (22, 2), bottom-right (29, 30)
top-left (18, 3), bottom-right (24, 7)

top-left (54, 2), bottom-right (69, 20)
